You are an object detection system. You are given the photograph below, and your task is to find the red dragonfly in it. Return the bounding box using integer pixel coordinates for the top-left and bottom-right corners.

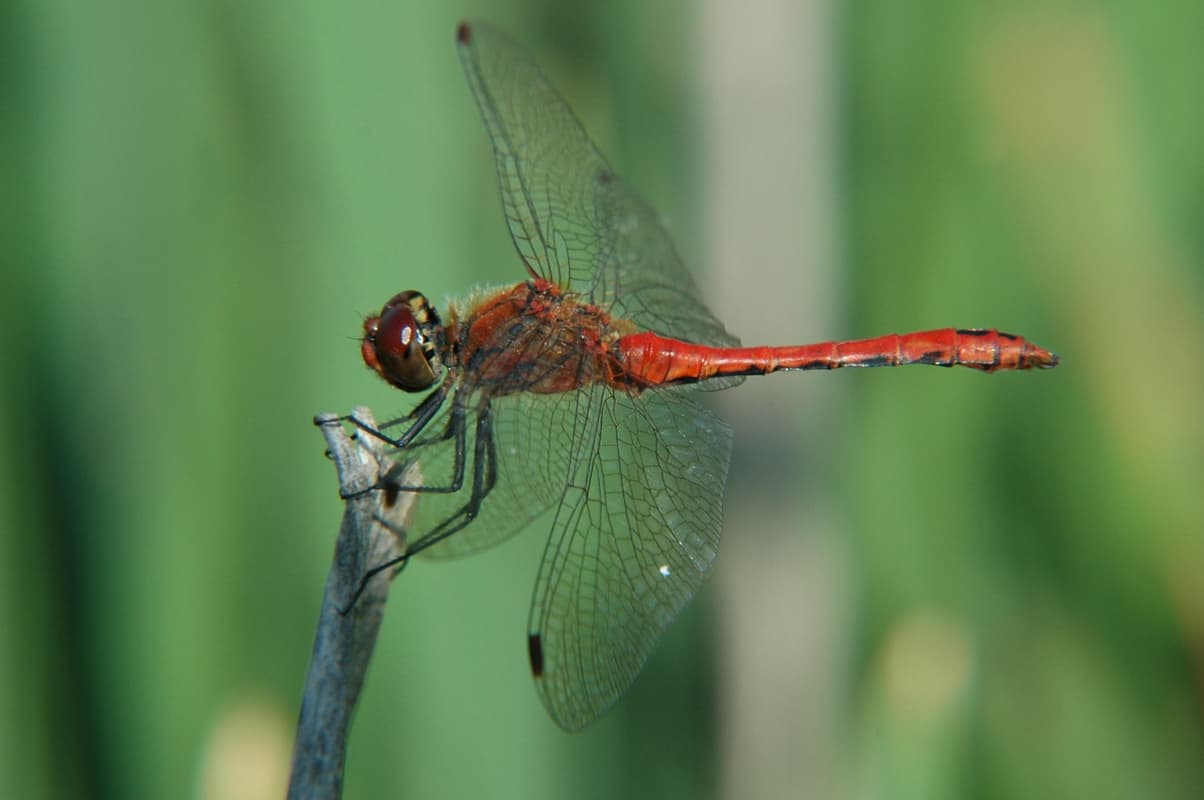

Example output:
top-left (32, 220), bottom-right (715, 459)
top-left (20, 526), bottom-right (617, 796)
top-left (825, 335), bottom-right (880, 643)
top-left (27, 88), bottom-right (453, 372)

top-left (357, 20), bottom-right (1058, 730)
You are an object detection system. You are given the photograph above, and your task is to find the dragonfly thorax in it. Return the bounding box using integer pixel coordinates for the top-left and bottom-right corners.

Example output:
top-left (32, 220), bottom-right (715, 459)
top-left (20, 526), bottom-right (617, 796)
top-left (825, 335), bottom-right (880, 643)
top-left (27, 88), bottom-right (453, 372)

top-left (362, 290), bottom-right (446, 392)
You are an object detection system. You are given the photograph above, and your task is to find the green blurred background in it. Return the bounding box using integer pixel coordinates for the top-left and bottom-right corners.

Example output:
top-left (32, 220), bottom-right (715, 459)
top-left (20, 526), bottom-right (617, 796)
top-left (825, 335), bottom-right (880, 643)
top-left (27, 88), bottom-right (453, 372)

top-left (3, 0), bottom-right (1201, 797)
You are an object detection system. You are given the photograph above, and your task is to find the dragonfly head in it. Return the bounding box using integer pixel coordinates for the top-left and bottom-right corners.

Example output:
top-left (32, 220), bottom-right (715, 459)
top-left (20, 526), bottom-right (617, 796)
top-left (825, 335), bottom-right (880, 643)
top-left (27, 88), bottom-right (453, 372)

top-left (362, 290), bottom-right (444, 392)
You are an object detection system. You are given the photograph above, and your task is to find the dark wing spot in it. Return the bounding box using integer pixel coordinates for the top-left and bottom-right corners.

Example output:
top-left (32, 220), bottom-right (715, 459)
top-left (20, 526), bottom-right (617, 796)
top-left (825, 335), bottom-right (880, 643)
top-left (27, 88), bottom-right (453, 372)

top-left (596, 168), bottom-right (614, 187)
top-left (456, 21), bottom-right (472, 44)
top-left (528, 633), bottom-right (544, 677)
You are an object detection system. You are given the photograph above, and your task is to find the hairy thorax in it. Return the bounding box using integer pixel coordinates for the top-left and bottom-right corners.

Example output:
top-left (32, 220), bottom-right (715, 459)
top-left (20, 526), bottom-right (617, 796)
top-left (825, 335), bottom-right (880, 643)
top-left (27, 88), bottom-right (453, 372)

top-left (452, 279), bottom-right (635, 396)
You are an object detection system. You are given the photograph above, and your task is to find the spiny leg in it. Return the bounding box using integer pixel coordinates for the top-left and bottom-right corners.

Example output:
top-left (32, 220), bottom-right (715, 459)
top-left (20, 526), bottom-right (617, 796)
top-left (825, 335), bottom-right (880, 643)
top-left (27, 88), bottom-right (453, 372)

top-left (345, 384), bottom-right (447, 451)
top-left (403, 401), bottom-right (498, 557)
top-left (344, 401), bottom-right (499, 610)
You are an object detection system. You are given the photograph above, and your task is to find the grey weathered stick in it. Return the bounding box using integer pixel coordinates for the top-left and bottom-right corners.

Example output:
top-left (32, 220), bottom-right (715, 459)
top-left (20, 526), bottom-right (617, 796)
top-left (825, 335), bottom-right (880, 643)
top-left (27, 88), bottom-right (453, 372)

top-left (288, 407), bottom-right (414, 800)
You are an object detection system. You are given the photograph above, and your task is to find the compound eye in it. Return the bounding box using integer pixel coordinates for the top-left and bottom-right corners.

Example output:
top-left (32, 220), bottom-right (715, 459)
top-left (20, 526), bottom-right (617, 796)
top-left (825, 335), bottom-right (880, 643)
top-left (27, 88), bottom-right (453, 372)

top-left (362, 300), bottom-right (437, 392)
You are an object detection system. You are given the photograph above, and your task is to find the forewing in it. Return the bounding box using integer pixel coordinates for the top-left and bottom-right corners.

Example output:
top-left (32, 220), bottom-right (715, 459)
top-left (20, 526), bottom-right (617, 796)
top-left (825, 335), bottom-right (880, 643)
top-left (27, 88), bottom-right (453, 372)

top-left (527, 384), bottom-right (733, 730)
top-left (457, 21), bottom-right (608, 292)
top-left (457, 20), bottom-right (741, 354)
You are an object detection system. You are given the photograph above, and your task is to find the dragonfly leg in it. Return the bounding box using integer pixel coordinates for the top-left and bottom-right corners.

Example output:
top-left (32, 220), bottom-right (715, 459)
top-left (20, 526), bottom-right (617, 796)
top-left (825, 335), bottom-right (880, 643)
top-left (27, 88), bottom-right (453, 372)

top-left (380, 402), bottom-right (469, 496)
top-left (345, 384), bottom-right (447, 450)
top-left (339, 388), bottom-right (462, 501)
top-left (342, 399), bottom-right (493, 610)
top-left (337, 548), bottom-right (410, 615)
top-left (402, 401), bottom-right (497, 557)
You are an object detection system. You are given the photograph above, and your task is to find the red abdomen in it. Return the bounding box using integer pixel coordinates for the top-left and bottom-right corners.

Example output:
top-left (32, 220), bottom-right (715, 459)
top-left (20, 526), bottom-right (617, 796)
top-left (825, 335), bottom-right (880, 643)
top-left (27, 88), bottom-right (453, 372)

top-left (615, 327), bottom-right (1059, 387)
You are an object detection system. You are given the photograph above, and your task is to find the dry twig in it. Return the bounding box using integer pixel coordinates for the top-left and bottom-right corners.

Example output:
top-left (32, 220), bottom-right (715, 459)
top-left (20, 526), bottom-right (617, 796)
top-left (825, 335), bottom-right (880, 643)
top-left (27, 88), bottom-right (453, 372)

top-left (287, 407), bottom-right (413, 800)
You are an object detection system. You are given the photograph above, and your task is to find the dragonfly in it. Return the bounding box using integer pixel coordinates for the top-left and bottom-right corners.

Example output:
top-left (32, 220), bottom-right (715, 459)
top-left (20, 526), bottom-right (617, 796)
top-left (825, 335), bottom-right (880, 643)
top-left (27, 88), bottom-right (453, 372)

top-left (355, 20), bottom-right (1059, 731)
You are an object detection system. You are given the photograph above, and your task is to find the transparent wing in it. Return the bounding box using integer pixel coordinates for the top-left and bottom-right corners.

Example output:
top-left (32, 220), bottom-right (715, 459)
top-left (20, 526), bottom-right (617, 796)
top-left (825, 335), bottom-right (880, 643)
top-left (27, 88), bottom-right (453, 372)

top-left (387, 369), bottom-right (733, 732)
top-left (457, 20), bottom-right (741, 354)
top-left (401, 389), bottom-right (573, 560)
top-left (527, 383), bottom-right (733, 730)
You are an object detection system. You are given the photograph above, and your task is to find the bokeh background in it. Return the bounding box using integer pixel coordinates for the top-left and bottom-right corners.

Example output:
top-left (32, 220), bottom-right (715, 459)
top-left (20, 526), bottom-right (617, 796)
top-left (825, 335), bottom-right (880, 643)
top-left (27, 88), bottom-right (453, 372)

top-left (3, 0), bottom-right (1201, 797)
